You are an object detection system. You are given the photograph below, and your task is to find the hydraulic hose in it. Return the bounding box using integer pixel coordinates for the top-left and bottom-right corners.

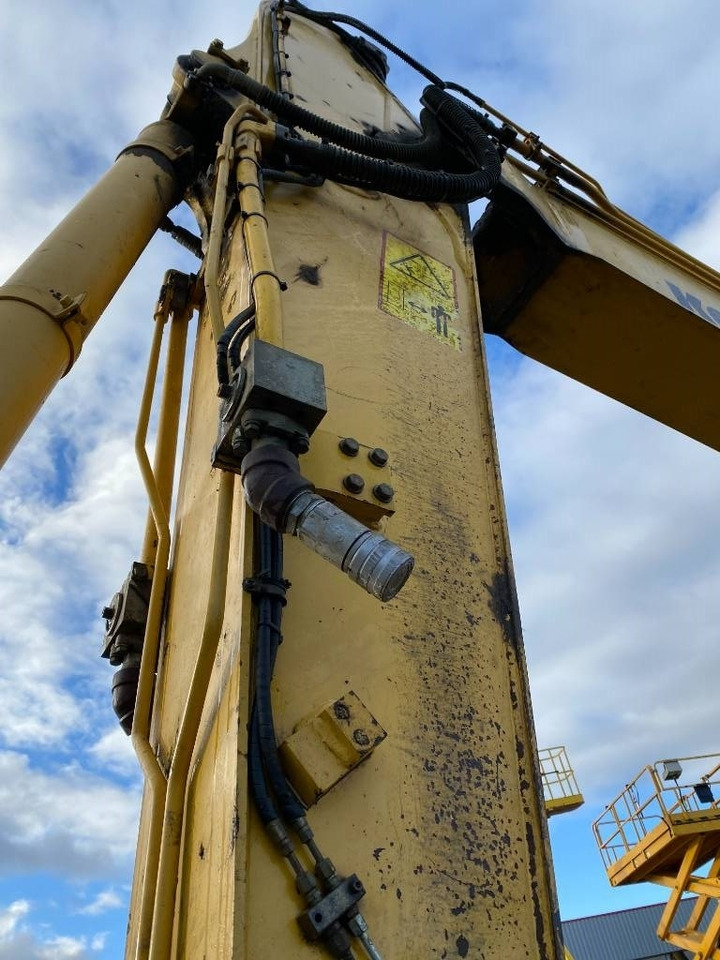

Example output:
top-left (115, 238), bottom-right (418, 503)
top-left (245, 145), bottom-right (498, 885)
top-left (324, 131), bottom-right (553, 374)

top-left (192, 61), bottom-right (500, 203)
top-left (253, 524), bottom-right (306, 822)
top-left (282, 0), bottom-right (444, 87)
top-left (228, 316), bottom-right (256, 375)
top-left (249, 703), bottom-right (279, 825)
top-left (193, 52), bottom-right (502, 203)
top-left (193, 61), bottom-right (443, 165)
top-left (247, 529), bottom-right (356, 957)
top-left (280, 119), bottom-right (500, 203)
top-left (216, 303), bottom-right (256, 387)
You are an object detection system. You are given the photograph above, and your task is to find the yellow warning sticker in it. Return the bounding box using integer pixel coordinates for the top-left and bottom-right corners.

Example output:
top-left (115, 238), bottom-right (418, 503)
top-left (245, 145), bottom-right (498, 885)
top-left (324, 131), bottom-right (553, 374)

top-left (379, 232), bottom-right (460, 350)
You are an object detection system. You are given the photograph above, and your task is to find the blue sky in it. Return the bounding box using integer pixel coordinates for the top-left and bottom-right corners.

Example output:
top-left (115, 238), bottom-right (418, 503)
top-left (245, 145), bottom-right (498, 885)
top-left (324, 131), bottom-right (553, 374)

top-left (2, 0), bottom-right (720, 956)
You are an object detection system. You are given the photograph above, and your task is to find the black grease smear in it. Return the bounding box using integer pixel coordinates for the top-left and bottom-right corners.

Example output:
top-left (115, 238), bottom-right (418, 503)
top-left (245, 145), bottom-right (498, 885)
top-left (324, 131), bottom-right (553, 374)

top-left (484, 566), bottom-right (520, 648)
top-left (296, 263), bottom-right (322, 285)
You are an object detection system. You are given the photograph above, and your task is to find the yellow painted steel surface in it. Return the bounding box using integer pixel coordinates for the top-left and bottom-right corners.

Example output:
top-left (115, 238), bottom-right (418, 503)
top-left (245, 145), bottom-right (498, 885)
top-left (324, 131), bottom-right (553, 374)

top-left (127, 5), bottom-right (561, 958)
top-left (476, 163), bottom-right (720, 452)
top-left (0, 125), bottom-right (188, 467)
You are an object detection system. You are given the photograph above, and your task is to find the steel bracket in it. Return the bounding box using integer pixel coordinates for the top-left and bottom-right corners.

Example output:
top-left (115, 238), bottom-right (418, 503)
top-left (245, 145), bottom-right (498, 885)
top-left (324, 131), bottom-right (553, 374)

top-left (297, 874), bottom-right (365, 941)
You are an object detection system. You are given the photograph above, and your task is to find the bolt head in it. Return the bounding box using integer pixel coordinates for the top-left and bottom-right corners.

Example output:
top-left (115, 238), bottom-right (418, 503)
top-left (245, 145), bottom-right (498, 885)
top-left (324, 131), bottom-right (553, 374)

top-left (373, 482), bottom-right (394, 503)
top-left (231, 429), bottom-right (250, 460)
top-left (339, 437), bottom-right (360, 457)
top-left (353, 728), bottom-right (371, 747)
top-left (369, 447), bottom-right (389, 467)
top-left (293, 434), bottom-right (311, 455)
top-left (343, 473), bottom-right (365, 494)
top-left (243, 419), bottom-right (261, 439)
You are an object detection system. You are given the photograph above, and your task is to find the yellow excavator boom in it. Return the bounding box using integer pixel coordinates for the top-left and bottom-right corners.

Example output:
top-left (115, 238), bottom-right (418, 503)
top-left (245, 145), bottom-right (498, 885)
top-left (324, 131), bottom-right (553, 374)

top-left (1, 3), bottom-right (719, 959)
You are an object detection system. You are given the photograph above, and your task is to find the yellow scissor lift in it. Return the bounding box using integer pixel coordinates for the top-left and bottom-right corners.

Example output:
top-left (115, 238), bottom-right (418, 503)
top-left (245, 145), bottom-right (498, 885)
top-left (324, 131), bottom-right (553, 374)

top-left (593, 754), bottom-right (720, 959)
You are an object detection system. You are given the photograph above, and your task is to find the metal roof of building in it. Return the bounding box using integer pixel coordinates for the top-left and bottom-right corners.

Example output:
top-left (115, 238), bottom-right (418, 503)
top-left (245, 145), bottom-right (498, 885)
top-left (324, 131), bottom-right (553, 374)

top-left (562, 898), bottom-right (708, 960)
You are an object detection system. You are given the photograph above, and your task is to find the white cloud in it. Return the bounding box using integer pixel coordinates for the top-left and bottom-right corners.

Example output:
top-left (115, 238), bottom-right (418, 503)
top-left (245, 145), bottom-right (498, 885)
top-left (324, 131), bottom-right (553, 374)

top-left (0, 901), bottom-right (103, 960)
top-left (0, 751), bottom-right (139, 878)
top-left (0, 934), bottom-right (93, 960)
top-left (37, 936), bottom-right (89, 960)
top-left (86, 728), bottom-right (140, 781)
top-left (0, 900), bottom-right (30, 939)
top-left (0, 430), bottom-right (148, 748)
top-left (78, 890), bottom-right (123, 917)
top-left (673, 187), bottom-right (720, 271)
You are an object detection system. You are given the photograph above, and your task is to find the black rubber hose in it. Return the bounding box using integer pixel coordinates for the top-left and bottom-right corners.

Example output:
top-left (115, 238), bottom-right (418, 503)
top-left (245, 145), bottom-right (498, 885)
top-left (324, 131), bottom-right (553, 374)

top-left (193, 61), bottom-right (444, 165)
top-left (228, 318), bottom-right (256, 374)
top-left (255, 525), bottom-right (306, 822)
top-left (437, 87), bottom-right (505, 141)
top-left (216, 303), bottom-right (255, 386)
top-left (160, 217), bottom-right (203, 259)
top-left (249, 702), bottom-right (278, 825)
top-left (283, 0), bottom-right (445, 87)
top-left (421, 86), bottom-right (497, 161)
top-left (281, 117), bottom-right (500, 203)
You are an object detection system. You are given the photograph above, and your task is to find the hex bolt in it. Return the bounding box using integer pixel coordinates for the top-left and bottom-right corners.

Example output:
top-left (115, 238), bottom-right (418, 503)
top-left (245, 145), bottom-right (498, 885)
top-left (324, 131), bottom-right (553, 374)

top-left (368, 447), bottom-right (389, 467)
top-left (373, 482), bottom-right (394, 503)
top-left (333, 701), bottom-right (351, 720)
top-left (339, 437), bottom-right (360, 457)
top-left (294, 434), bottom-right (311, 455)
top-left (353, 728), bottom-right (370, 747)
top-left (343, 473), bottom-right (365, 494)
top-left (243, 419), bottom-right (262, 440)
top-left (231, 429), bottom-right (250, 460)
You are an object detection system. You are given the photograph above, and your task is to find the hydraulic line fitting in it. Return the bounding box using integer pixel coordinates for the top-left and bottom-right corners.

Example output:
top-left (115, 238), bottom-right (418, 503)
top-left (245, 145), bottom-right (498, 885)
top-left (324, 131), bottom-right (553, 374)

top-left (284, 489), bottom-right (412, 602)
top-left (212, 339), bottom-right (414, 601)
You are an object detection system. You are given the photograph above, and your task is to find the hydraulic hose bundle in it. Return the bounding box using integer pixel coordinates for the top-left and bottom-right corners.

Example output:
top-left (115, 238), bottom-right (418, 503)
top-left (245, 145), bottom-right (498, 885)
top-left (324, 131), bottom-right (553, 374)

top-left (247, 523), bottom-right (303, 826)
top-left (215, 302), bottom-right (256, 392)
top-left (191, 54), bottom-right (502, 204)
top-left (246, 523), bottom-right (382, 960)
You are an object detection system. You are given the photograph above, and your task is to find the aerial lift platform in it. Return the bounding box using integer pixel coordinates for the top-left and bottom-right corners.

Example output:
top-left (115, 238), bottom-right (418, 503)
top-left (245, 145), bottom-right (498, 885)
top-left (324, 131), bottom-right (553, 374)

top-left (594, 755), bottom-right (720, 958)
top-left (539, 746), bottom-right (584, 818)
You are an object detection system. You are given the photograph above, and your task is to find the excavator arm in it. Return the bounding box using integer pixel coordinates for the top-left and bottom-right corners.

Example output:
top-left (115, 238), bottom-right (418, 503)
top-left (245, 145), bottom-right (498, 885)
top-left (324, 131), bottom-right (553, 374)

top-left (474, 158), bottom-right (720, 452)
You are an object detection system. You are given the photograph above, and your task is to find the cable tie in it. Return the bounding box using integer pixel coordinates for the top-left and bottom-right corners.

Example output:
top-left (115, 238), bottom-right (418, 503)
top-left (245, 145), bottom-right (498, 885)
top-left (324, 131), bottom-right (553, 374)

top-left (237, 181), bottom-right (266, 199)
top-left (241, 209), bottom-right (269, 225)
top-left (239, 154), bottom-right (264, 174)
top-left (251, 269), bottom-right (288, 291)
top-left (243, 575), bottom-right (292, 605)
top-left (256, 618), bottom-right (284, 639)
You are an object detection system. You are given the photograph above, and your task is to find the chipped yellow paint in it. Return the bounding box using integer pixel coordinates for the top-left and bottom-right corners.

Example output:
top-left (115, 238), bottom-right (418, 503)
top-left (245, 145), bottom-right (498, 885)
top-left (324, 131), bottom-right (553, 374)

top-left (379, 232), bottom-right (461, 349)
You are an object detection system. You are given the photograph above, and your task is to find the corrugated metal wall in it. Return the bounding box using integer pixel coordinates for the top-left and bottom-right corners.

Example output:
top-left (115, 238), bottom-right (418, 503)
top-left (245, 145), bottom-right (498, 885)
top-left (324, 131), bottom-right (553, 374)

top-left (562, 899), bottom-right (707, 960)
